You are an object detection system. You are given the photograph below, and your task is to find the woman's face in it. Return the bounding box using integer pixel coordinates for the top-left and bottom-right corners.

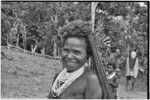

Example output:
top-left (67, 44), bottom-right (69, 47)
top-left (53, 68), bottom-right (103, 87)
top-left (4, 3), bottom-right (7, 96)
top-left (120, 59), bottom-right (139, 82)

top-left (61, 37), bottom-right (88, 72)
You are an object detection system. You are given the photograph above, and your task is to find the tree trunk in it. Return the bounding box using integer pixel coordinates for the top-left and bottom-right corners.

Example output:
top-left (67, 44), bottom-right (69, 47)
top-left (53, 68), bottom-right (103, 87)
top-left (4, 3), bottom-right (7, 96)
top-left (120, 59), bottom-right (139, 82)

top-left (7, 42), bottom-right (11, 51)
top-left (16, 33), bottom-right (19, 47)
top-left (32, 45), bottom-right (38, 53)
top-left (6, 41), bottom-right (12, 57)
top-left (41, 47), bottom-right (45, 55)
top-left (53, 37), bottom-right (57, 57)
top-left (91, 2), bottom-right (98, 32)
top-left (31, 45), bottom-right (33, 52)
top-left (57, 47), bottom-right (61, 58)
top-left (24, 29), bottom-right (27, 50)
top-left (23, 40), bottom-right (26, 53)
top-left (7, 33), bottom-right (11, 51)
top-left (90, 2), bottom-right (113, 99)
top-left (23, 33), bottom-right (27, 53)
top-left (53, 40), bottom-right (57, 57)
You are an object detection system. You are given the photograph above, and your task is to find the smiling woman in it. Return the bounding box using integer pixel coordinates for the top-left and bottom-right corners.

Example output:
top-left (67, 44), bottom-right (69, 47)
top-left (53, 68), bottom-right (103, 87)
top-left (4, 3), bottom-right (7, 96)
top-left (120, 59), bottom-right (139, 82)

top-left (47, 20), bottom-right (102, 99)
top-left (61, 37), bottom-right (87, 72)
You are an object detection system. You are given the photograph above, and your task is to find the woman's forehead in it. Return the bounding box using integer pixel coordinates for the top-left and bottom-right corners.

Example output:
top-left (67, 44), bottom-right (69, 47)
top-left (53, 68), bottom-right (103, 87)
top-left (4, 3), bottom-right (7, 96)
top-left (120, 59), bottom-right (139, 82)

top-left (64, 37), bottom-right (87, 48)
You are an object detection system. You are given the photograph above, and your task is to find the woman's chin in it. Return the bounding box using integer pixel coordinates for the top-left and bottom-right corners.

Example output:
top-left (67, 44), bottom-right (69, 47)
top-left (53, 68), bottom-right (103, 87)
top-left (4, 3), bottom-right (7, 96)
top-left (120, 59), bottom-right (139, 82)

top-left (66, 62), bottom-right (76, 67)
top-left (65, 65), bottom-right (76, 72)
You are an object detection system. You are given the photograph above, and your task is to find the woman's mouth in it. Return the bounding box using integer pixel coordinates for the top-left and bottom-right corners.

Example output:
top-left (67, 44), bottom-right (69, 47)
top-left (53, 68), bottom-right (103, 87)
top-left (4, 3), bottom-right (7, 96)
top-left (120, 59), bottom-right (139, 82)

top-left (66, 60), bottom-right (76, 64)
top-left (65, 59), bottom-right (77, 65)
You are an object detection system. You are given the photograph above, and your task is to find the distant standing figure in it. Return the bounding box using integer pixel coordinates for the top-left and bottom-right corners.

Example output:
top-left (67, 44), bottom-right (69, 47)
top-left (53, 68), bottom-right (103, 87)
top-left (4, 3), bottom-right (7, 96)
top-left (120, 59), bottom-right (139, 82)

top-left (125, 51), bottom-right (139, 91)
top-left (106, 64), bottom-right (119, 99)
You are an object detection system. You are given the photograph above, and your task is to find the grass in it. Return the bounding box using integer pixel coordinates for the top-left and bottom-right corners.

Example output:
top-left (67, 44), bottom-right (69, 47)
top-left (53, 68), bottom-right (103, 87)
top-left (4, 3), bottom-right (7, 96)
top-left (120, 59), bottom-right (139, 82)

top-left (1, 47), bottom-right (147, 98)
top-left (1, 47), bottom-right (62, 98)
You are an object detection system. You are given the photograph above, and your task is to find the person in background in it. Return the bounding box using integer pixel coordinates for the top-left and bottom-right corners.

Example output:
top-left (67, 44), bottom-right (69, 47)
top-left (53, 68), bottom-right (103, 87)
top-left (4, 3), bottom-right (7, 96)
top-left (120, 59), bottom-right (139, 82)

top-left (106, 64), bottom-right (119, 99)
top-left (47, 20), bottom-right (102, 99)
top-left (107, 47), bottom-right (121, 78)
top-left (125, 50), bottom-right (139, 91)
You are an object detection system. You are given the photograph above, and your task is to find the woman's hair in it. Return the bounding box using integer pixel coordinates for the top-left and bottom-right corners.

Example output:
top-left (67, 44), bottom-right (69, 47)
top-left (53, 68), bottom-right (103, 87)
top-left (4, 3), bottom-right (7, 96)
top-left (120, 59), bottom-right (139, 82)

top-left (59, 20), bottom-right (93, 57)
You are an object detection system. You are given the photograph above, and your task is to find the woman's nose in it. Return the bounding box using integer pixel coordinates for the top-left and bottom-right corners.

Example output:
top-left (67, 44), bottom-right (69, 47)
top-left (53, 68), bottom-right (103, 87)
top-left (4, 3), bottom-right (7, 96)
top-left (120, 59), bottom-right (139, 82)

top-left (66, 52), bottom-right (73, 58)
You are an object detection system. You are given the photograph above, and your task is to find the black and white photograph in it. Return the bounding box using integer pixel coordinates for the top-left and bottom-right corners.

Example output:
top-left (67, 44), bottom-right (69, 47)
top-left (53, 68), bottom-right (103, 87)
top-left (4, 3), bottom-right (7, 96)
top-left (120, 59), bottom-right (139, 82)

top-left (1, 1), bottom-right (149, 99)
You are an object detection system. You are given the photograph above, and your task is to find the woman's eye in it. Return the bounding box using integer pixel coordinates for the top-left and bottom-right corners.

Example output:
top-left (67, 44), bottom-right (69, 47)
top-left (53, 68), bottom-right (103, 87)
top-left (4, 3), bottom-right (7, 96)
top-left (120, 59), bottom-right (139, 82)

top-left (74, 51), bottom-right (80, 55)
top-left (63, 48), bottom-right (69, 52)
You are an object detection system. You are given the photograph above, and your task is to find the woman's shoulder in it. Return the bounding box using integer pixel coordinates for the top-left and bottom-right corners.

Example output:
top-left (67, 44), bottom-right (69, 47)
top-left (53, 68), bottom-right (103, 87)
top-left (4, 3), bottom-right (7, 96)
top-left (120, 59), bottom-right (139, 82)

top-left (84, 67), bottom-right (98, 80)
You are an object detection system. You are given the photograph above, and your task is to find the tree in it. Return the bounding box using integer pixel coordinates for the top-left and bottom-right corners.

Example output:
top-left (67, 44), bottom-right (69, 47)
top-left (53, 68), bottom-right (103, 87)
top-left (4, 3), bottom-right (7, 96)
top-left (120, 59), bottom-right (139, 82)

top-left (1, 2), bottom-right (147, 60)
top-left (95, 2), bottom-right (148, 74)
top-left (90, 2), bottom-right (113, 98)
top-left (1, 2), bottom-right (22, 49)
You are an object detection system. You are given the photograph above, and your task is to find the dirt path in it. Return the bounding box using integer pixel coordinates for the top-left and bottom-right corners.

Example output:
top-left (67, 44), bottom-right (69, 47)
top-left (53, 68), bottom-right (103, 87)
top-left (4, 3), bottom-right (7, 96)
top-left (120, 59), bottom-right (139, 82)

top-left (116, 74), bottom-right (147, 99)
top-left (117, 85), bottom-right (147, 99)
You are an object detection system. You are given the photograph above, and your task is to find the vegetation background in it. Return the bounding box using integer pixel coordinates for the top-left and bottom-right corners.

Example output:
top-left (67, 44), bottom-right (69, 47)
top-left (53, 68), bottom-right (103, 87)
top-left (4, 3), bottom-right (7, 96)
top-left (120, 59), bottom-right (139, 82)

top-left (1, 1), bottom-right (148, 99)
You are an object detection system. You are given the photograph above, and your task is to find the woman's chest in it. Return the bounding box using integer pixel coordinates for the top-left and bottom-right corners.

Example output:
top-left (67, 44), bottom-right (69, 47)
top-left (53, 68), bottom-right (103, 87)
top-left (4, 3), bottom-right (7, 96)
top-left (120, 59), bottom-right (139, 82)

top-left (59, 74), bottom-right (87, 99)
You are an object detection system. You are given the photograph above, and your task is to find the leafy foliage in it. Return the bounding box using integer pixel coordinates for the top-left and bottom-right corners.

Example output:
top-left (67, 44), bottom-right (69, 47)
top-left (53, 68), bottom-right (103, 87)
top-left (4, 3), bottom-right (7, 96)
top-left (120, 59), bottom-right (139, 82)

top-left (1, 2), bottom-right (148, 60)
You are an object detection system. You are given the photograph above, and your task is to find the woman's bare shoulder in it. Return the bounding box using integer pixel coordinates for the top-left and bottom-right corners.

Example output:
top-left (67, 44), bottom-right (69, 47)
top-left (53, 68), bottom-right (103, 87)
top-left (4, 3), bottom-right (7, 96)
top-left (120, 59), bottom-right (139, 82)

top-left (84, 68), bottom-right (98, 80)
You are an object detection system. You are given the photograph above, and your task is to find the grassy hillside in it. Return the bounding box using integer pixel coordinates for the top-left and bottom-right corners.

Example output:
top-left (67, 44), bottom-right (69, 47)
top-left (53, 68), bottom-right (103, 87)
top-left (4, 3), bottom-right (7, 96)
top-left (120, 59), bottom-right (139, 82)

top-left (1, 47), bottom-right (147, 99)
top-left (1, 47), bottom-right (62, 98)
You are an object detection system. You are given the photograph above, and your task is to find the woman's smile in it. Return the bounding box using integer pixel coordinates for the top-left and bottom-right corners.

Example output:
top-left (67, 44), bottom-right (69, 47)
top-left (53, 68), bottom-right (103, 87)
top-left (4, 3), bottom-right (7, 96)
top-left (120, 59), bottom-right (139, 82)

top-left (65, 59), bottom-right (77, 65)
top-left (61, 37), bottom-right (87, 72)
